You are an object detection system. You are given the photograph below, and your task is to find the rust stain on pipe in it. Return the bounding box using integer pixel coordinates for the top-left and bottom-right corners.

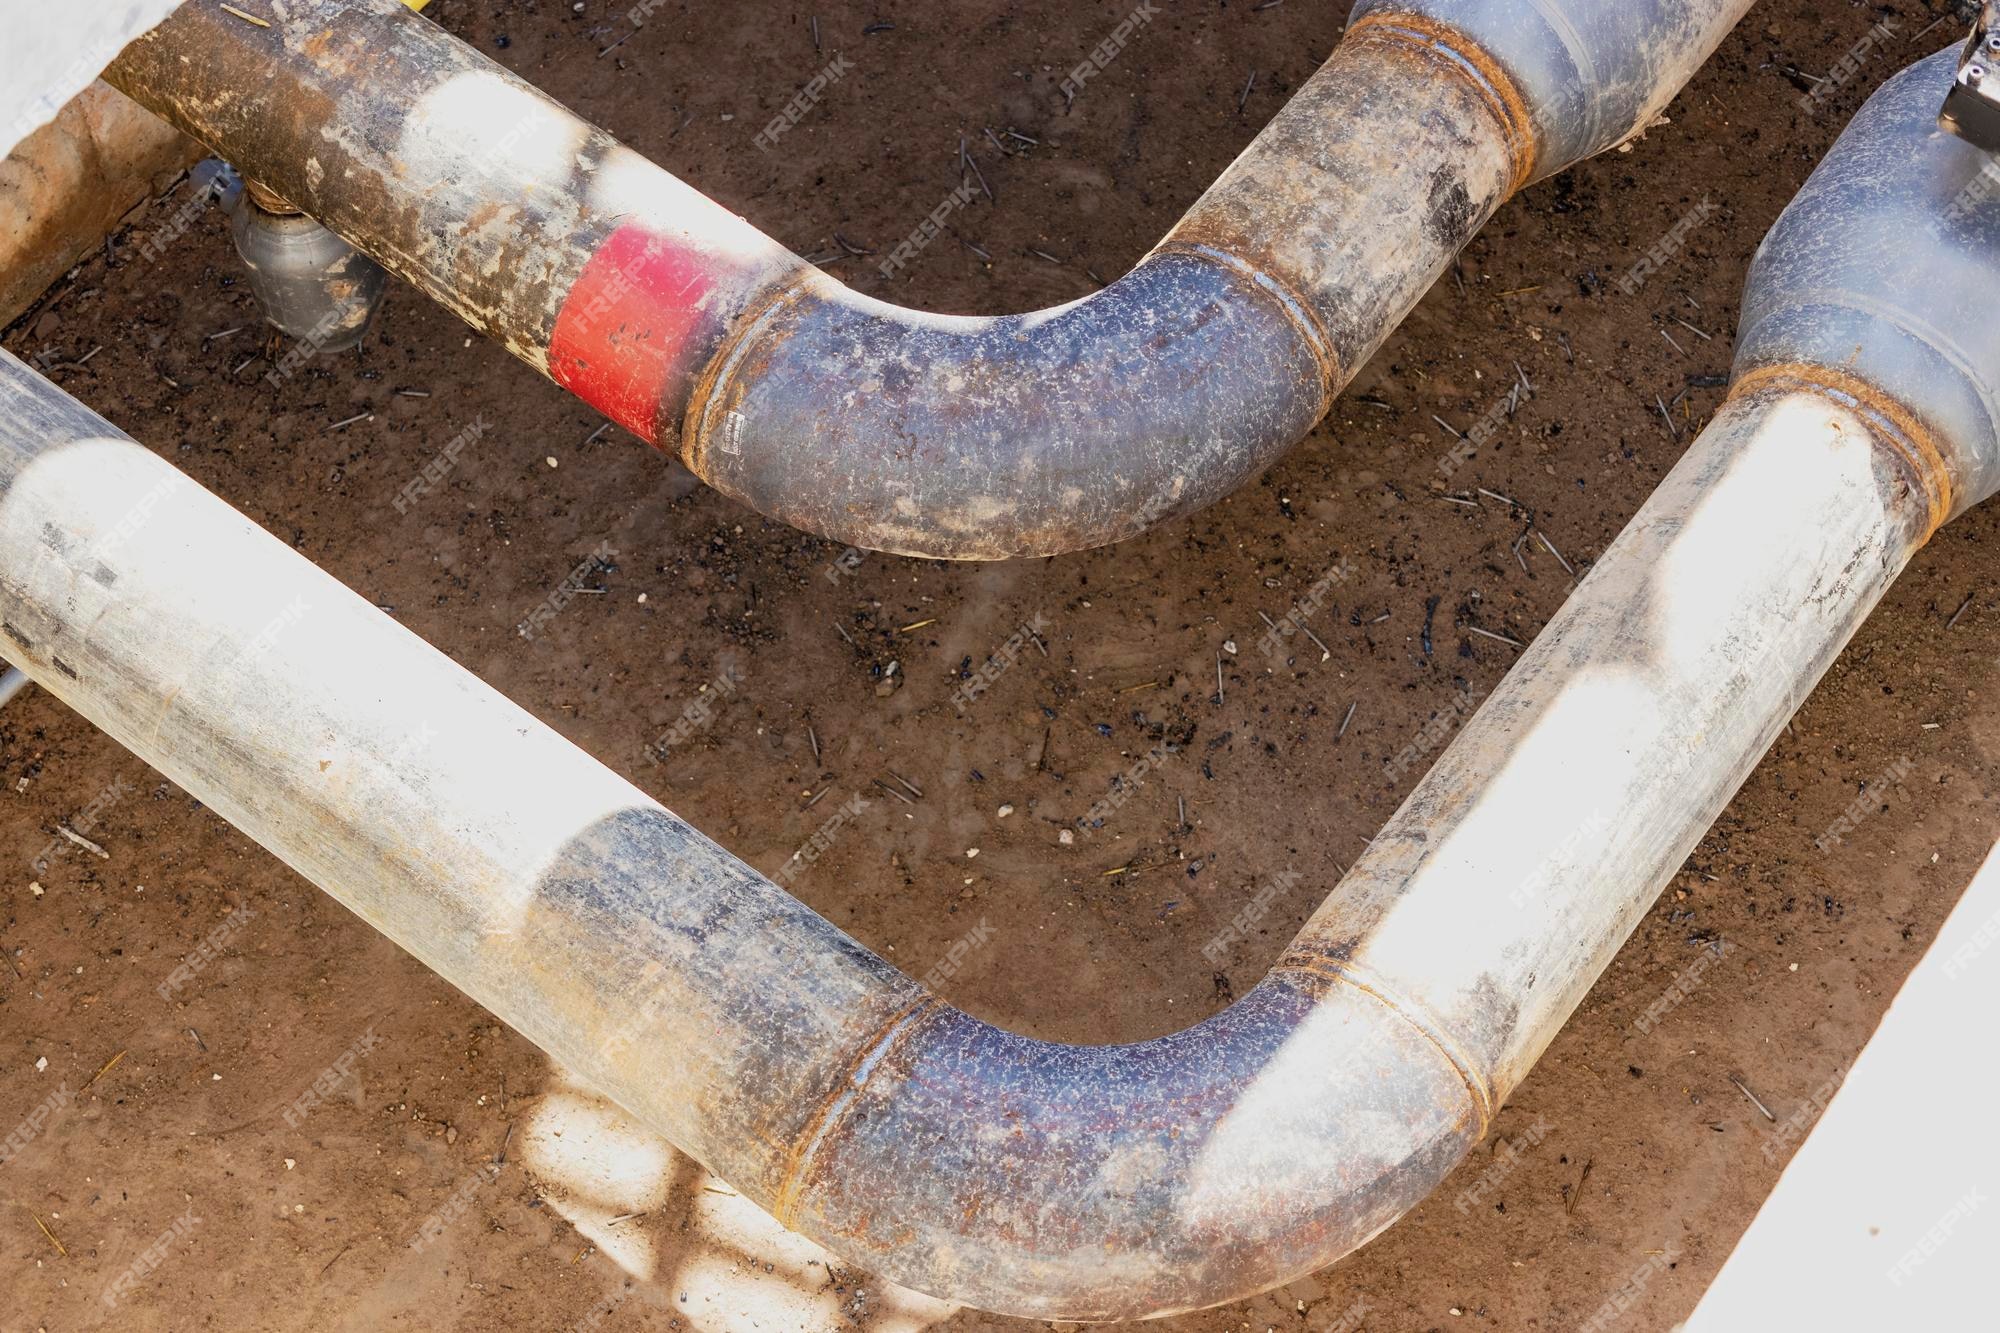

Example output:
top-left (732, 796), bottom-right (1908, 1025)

top-left (101, 0), bottom-right (1743, 561)
top-left (1345, 10), bottom-right (1541, 193)
top-left (1275, 945), bottom-right (1496, 1133)
top-left (1149, 239), bottom-right (1344, 405)
top-left (680, 268), bottom-right (822, 484)
top-left (772, 993), bottom-right (940, 1228)
top-left (1729, 362), bottom-right (1956, 540)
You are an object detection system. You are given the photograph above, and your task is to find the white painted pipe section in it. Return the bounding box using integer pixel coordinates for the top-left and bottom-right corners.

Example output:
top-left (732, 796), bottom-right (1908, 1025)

top-left (0, 666), bottom-right (30, 707)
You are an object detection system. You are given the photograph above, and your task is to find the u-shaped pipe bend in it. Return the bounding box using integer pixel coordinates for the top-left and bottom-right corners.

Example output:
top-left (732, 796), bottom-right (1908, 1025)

top-left (619, 53), bottom-right (2000, 1318)
top-left (106, 0), bottom-right (1755, 557)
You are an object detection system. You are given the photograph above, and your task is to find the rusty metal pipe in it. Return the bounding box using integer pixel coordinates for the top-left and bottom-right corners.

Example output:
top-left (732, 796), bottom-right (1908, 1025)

top-left (0, 349), bottom-right (1916, 1321)
top-left (102, 0), bottom-right (1754, 558)
top-left (1732, 48), bottom-right (2000, 519)
top-left (2, 49), bottom-right (1997, 1316)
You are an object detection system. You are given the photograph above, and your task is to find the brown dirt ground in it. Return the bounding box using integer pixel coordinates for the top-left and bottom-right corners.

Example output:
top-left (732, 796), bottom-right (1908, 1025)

top-left (4, 1), bottom-right (1997, 1329)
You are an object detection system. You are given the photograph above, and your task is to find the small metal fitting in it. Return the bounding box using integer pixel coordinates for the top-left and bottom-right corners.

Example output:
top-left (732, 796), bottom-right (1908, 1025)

top-left (214, 161), bottom-right (386, 353)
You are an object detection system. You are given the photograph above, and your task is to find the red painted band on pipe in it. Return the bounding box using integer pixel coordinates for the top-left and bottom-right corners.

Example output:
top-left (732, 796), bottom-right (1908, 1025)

top-left (548, 223), bottom-right (718, 443)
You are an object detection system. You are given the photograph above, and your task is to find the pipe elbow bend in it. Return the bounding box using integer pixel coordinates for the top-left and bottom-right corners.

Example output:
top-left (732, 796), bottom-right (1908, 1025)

top-left (681, 248), bottom-right (1334, 561)
top-left (1735, 47), bottom-right (2000, 525)
top-left (674, 0), bottom-right (1762, 562)
top-left (1350, 0), bottom-right (1759, 180)
top-left (773, 976), bottom-right (1484, 1321)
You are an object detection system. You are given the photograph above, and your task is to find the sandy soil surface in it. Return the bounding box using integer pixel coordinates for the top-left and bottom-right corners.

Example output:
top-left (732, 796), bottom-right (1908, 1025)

top-left (4, 1), bottom-right (1997, 1329)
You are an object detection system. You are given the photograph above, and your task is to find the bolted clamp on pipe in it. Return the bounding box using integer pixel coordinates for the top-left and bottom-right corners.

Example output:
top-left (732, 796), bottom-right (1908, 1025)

top-left (104, 0), bottom-right (1755, 559)
top-left (5, 43), bottom-right (2000, 1323)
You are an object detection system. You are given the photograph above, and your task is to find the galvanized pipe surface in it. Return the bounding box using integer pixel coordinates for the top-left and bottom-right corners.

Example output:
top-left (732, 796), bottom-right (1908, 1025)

top-left (103, 0), bottom-right (1753, 559)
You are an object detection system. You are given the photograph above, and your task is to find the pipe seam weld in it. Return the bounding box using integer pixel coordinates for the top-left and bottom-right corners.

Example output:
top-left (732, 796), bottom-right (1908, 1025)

top-left (684, 241), bottom-right (1346, 483)
top-left (681, 266), bottom-right (822, 479)
top-left (1274, 954), bottom-right (1496, 1133)
top-left (1345, 12), bottom-right (1540, 193)
top-left (1518, 0), bottom-right (1600, 157)
top-left (1727, 362), bottom-right (1955, 539)
top-left (772, 993), bottom-right (941, 1227)
top-left (1151, 241), bottom-right (1342, 402)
